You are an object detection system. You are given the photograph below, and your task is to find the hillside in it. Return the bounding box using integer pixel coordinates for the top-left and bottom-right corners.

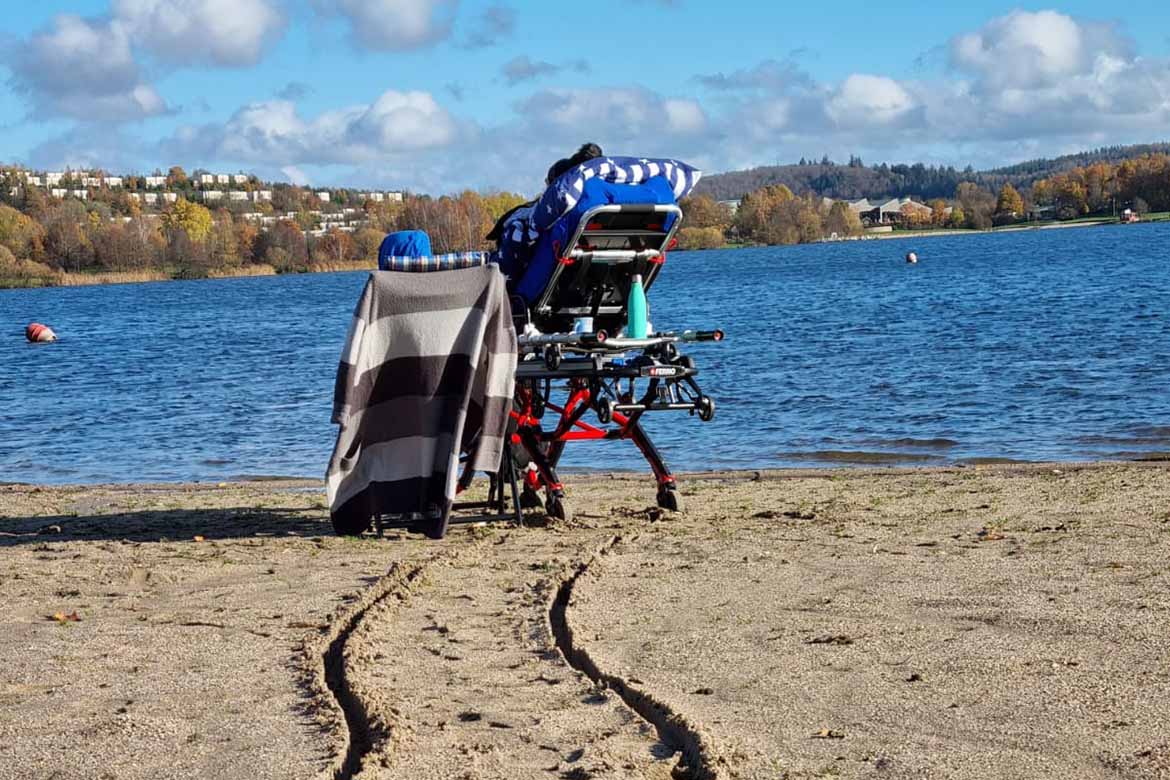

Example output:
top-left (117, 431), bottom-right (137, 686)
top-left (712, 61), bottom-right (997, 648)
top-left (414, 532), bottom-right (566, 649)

top-left (695, 142), bottom-right (1170, 202)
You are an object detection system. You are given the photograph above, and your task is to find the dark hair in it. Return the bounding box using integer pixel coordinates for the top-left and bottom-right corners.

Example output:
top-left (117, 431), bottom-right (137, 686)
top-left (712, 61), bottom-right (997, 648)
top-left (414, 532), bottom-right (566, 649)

top-left (568, 142), bottom-right (603, 166)
top-left (545, 158), bottom-right (573, 185)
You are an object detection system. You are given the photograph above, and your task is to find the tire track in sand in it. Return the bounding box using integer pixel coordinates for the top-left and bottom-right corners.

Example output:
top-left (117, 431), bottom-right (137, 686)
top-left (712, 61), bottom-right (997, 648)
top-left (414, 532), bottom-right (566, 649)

top-left (550, 535), bottom-right (729, 780)
top-left (300, 551), bottom-right (457, 780)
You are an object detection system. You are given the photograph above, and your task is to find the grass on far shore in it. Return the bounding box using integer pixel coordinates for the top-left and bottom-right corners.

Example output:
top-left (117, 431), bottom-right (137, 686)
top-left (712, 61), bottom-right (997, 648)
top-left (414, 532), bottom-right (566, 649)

top-left (0, 259), bottom-right (379, 290)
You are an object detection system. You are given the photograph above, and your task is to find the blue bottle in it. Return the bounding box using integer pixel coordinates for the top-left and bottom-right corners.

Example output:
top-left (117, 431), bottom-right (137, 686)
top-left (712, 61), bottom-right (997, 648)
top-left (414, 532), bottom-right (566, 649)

top-left (627, 274), bottom-right (648, 338)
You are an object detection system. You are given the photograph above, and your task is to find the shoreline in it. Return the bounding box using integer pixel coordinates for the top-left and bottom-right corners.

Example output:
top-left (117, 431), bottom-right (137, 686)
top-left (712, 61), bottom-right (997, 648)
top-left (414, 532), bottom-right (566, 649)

top-left (0, 259), bottom-right (375, 290)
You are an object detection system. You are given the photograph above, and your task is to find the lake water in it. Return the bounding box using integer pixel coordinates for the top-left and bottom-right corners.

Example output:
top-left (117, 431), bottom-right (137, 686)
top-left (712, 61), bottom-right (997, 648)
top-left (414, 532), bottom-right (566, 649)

top-left (3, 222), bottom-right (1170, 484)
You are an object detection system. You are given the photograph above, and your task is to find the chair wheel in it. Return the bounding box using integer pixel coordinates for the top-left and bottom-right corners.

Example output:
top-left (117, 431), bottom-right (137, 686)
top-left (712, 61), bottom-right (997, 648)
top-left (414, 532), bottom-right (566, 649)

top-left (520, 487), bottom-right (544, 509)
top-left (597, 397), bottom-right (614, 424)
top-left (546, 492), bottom-right (571, 523)
top-left (696, 396), bottom-right (715, 422)
top-left (657, 486), bottom-right (683, 513)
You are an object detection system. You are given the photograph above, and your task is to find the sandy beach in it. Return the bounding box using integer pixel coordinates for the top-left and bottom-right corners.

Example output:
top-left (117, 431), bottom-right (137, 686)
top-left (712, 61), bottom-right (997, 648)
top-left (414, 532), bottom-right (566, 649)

top-left (2, 463), bottom-right (1168, 779)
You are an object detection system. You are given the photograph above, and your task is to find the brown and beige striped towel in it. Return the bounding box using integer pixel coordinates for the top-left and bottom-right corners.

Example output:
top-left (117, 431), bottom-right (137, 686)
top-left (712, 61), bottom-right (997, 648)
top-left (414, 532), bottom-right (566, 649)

top-left (326, 265), bottom-right (517, 537)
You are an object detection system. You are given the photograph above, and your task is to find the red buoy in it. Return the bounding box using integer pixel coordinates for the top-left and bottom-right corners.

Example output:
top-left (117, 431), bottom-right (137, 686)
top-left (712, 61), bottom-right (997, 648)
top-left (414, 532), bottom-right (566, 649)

top-left (26, 323), bottom-right (57, 343)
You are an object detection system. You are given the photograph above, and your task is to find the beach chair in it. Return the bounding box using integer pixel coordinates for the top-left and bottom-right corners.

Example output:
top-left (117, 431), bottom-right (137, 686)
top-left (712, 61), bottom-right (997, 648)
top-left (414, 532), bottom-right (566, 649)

top-left (498, 157), bottom-right (723, 519)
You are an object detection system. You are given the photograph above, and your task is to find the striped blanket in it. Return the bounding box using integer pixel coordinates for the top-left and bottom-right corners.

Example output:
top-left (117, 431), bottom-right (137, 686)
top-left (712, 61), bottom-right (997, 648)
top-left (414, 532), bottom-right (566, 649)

top-left (326, 265), bottom-right (517, 538)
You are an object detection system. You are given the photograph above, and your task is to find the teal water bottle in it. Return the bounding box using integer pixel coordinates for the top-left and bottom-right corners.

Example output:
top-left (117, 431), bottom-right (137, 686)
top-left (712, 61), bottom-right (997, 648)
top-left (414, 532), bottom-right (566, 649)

top-left (627, 274), bottom-right (648, 338)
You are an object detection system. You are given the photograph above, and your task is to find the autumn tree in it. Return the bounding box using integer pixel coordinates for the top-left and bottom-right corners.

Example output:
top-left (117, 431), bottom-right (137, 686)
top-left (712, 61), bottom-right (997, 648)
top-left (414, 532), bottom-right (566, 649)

top-left (994, 184), bottom-right (1024, 225)
top-left (162, 198), bottom-right (213, 242)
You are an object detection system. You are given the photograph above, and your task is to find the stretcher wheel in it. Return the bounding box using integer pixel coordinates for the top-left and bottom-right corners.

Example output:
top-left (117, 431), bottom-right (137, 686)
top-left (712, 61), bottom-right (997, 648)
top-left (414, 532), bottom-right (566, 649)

top-left (544, 345), bottom-right (561, 371)
top-left (330, 510), bottom-right (372, 537)
top-left (597, 397), bottom-right (614, 424)
top-left (697, 396), bottom-right (715, 422)
top-left (546, 492), bottom-right (571, 523)
top-left (657, 486), bottom-right (683, 512)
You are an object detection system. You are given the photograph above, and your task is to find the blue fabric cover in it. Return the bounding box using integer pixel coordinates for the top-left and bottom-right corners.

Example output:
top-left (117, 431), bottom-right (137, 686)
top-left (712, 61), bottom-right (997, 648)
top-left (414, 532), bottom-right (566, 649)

top-left (515, 175), bottom-right (679, 304)
top-left (533, 156), bottom-right (701, 231)
top-left (378, 230), bottom-right (432, 270)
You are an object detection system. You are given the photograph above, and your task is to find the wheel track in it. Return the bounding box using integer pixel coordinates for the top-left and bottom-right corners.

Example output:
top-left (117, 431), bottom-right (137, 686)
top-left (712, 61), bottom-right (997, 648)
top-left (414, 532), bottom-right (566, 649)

top-left (549, 534), bottom-right (729, 780)
top-left (299, 549), bottom-right (464, 780)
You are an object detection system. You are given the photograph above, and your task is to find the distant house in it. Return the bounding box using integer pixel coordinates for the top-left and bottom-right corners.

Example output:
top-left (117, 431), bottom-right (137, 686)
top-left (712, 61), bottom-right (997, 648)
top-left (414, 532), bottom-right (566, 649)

top-left (25, 175), bottom-right (43, 187)
top-left (1027, 204), bottom-right (1056, 221)
top-left (232, 174), bottom-right (249, 185)
top-left (718, 198), bottom-right (741, 214)
top-left (197, 174), bottom-right (215, 185)
top-left (105, 177), bottom-right (123, 188)
top-left (70, 190), bottom-right (88, 200)
top-left (216, 174), bottom-right (230, 185)
top-left (45, 173), bottom-right (65, 186)
top-left (202, 190), bottom-right (224, 201)
top-left (162, 193), bottom-right (179, 203)
top-left (143, 193), bottom-right (158, 205)
top-left (228, 191), bottom-right (248, 201)
top-left (317, 191), bottom-right (331, 202)
top-left (252, 190), bottom-right (272, 202)
top-left (50, 188), bottom-right (67, 198)
top-left (849, 197), bottom-right (931, 225)
top-left (386, 191), bottom-right (404, 202)
top-left (144, 176), bottom-right (167, 188)
top-left (83, 177), bottom-right (102, 187)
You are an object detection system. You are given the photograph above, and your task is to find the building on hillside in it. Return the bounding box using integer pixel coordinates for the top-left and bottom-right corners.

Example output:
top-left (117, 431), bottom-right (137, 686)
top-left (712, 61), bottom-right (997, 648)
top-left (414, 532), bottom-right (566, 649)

top-left (316, 191), bottom-right (331, 202)
top-left (144, 176), bottom-right (167, 187)
top-left (45, 173), bottom-right (65, 186)
top-left (718, 199), bottom-right (741, 214)
top-left (163, 193), bottom-right (179, 203)
top-left (232, 174), bottom-right (249, 185)
top-left (386, 191), bottom-right (403, 202)
top-left (216, 174), bottom-right (230, 185)
top-left (252, 190), bottom-right (272, 202)
top-left (365, 192), bottom-right (384, 202)
top-left (105, 177), bottom-right (123, 187)
top-left (197, 174), bottom-right (215, 185)
top-left (50, 188), bottom-right (67, 198)
top-left (202, 190), bottom-right (224, 201)
top-left (70, 190), bottom-right (88, 200)
top-left (228, 191), bottom-right (248, 201)
top-left (848, 197), bottom-right (932, 226)
top-left (83, 177), bottom-right (102, 187)
top-left (143, 193), bottom-right (158, 205)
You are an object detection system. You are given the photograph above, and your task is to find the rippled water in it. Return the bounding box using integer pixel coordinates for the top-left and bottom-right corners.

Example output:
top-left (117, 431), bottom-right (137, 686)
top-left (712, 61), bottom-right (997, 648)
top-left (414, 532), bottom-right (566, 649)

top-left (4, 221), bottom-right (1170, 484)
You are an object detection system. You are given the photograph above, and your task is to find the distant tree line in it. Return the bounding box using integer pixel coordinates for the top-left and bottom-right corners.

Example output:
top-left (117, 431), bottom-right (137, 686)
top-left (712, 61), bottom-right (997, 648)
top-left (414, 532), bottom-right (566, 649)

top-left (0, 168), bottom-right (527, 287)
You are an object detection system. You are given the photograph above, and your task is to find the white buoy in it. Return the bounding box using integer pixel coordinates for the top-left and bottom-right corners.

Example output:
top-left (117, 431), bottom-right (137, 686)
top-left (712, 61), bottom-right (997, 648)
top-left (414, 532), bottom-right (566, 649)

top-left (906, 252), bottom-right (918, 264)
top-left (26, 322), bottom-right (57, 343)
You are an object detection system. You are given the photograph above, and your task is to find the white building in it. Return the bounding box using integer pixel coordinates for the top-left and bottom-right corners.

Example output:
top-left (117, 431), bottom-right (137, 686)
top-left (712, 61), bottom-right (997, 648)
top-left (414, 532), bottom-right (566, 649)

top-left (50, 188), bottom-right (67, 198)
top-left (129, 193), bottom-right (141, 202)
top-left (163, 193), bottom-right (179, 203)
top-left (365, 192), bottom-right (384, 203)
top-left (386, 191), bottom-right (403, 202)
top-left (143, 193), bottom-right (158, 205)
top-left (252, 190), bottom-right (272, 202)
top-left (228, 191), bottom-right (248, 201)
top-left (105, 177), bottom-right (123, 187)
top-left (83, 177), bottom-right (102, 187)
top-left (198, 174), bottom-right (215, 185)
top-left (316, 191), bottom-right (331, 203)
top-left (202, 190), bottom-right (224, 201)
top-left (25, 174), bottom-right (43, 187)
top-left (71, 190), bottom-right (88, 200)
top-left (232, 174), bottom-right (248, 185)
top-left (216, 174), bottom-right (230, 185)
top-left (144, 176), bottom-right (166, 187)
top-left (45, 173), bottom-right (64, 186)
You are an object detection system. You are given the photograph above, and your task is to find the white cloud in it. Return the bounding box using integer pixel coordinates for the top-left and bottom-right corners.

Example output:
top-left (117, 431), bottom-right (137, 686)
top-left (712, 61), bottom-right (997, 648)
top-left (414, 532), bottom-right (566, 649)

top-left (826, 74), bottom-right (919, 128)
top-left (319, 0), bottom-right (458, 50)
top-left (950, 10), bottom-right (1130, 91)
top-left (6, 14), bottom-right (167, 121)
top-left (173, 90), bottom-right (460, 166)
top-left (113, 0), bottom-right (286, 67)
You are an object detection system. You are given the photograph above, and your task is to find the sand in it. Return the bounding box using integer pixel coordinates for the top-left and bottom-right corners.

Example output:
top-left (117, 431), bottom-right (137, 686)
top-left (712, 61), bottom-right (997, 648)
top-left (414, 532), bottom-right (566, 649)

top-left (1, 463), bottom-right (1168, 779)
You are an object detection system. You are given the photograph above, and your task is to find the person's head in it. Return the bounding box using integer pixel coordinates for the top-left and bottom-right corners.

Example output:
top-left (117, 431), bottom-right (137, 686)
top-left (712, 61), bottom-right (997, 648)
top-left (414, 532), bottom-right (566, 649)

top-left (545, 158), bottom-right (573, 186)
top-left (568, 142), bottom-right (603, 167)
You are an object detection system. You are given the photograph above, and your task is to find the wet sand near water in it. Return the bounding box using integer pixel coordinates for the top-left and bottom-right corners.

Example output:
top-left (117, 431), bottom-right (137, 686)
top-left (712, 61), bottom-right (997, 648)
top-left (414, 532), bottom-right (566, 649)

top-left (2, 463), bottom-right (1168, 778)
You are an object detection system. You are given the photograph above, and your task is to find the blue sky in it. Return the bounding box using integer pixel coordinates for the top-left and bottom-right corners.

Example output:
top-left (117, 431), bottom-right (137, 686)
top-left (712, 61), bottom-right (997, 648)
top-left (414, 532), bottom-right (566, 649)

top-left (2, 2), bottom-right (1169, 194)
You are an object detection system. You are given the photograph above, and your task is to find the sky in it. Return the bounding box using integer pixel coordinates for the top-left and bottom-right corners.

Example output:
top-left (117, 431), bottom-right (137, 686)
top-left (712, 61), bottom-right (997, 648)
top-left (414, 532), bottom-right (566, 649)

top-left (2, 1), bottom-right (1169, 194)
